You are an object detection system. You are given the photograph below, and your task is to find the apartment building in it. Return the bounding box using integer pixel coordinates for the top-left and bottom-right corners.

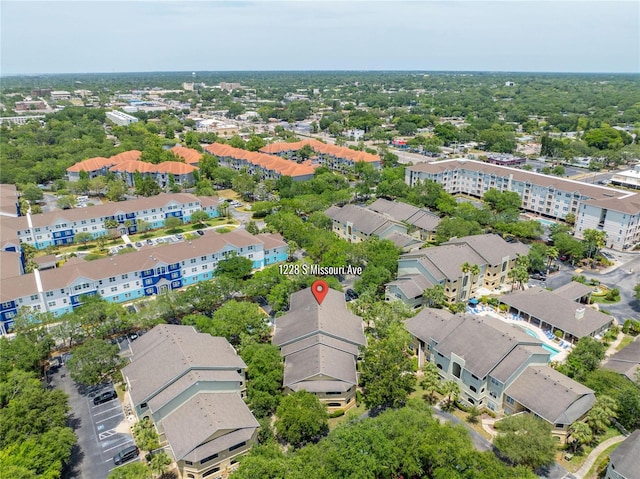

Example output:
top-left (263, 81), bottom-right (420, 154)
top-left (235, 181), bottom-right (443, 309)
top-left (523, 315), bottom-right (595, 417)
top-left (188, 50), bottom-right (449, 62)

top-left (405, 159), bottom-right (640, 250)
top-left (406, 310), bottom-right (595, 443)
top-left (122, 325), bottom-right (258, 479)
top-left (0, 229), bottom-right (287, 333)
top-left (604, 430), bottom-right (640, 479)
top-left (273, 287), bottom-right (366, 412)
top-left (204, 143), bottom-right (317, 181)
top-left (260, 139), bottom-right (381, 172)
top-left (386, 234), bottom-right (528, 308)
top-left (0, 193), bottom-right (219, 250)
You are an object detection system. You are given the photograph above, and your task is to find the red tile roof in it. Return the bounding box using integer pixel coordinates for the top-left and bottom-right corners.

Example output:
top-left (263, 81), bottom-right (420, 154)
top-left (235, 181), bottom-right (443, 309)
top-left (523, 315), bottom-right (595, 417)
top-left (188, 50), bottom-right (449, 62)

top-left (171, 146), bottom-right (203, 165)
top-left (109, 160), bottom-right (197, 175)
top-left (67, 150), bottom-right (142, 173)
top-left (260, 139), bottom-right (380, 164)
top-left (204, 143), bottom-right (317, 178)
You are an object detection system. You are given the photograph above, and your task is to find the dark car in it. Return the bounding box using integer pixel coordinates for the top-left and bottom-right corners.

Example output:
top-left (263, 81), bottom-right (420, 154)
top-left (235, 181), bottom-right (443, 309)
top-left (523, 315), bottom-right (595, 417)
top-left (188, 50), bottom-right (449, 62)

top-left (345, 289), bottom-right (358, 301)
top-left (113, 445), bottom-right (139, 466)
top-left (93, 389), bottom-right (117, 405)
top-left (559, 254), bottom-right (569, 262)
top-left (146, 239), bottom-right (154, 245)
top-left (196, 230), bottom-right (205, 236)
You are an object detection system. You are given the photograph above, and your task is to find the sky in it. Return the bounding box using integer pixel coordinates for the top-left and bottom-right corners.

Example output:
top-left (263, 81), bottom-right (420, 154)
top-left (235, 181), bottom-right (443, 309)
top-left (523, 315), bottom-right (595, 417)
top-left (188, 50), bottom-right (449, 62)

top-left (1, 1), bottom-right (639, 75)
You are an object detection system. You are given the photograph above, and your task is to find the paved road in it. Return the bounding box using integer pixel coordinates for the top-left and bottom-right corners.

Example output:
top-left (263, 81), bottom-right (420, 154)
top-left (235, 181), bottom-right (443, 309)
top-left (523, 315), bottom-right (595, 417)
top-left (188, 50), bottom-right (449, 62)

top-left (50, 365), bottom-right (135, 479)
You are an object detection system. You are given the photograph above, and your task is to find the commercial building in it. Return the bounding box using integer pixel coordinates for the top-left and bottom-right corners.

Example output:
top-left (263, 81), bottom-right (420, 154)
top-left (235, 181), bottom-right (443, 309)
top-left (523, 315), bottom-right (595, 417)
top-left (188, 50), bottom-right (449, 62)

top-left (0, 228), bottom-right (287, 334)
top-left (609, 164), bottom-right (640, 190)
top-left (1, 193), bottom-right (219, 250)
top-left (106, 110), bottom-right (139, 126)
top-left (406, 310), bottom-right (595, 443)
top-left (405, 159), bottom-right (640, 250)
top-left (122, 325), bottom-right (258, 479)
top-left (273, 287), bottom-right (366, 411)
top-left (386, 234), bottom-right (528, 308)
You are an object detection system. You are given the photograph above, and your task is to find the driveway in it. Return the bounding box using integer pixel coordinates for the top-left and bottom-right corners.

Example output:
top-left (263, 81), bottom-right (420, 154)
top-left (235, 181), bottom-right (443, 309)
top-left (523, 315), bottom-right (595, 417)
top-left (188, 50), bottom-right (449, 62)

top-left (50, 365), bottom-right (136, 479)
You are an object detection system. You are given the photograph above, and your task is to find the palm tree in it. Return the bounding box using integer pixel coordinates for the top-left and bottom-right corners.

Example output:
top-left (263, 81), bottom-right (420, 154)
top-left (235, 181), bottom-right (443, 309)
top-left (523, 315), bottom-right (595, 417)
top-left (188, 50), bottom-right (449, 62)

top-left (441, 380), bottom-right (460, 410)
top-left (586, 395), bottom-right (618, 435)
top-left (420, 362), bottom-right (441, 404)
top-left (568, 421), bottom-right (592, 453)
top-left (546, 246), bottom-right (559, 273)
top-left (423, 284), bottom-right (446, 308)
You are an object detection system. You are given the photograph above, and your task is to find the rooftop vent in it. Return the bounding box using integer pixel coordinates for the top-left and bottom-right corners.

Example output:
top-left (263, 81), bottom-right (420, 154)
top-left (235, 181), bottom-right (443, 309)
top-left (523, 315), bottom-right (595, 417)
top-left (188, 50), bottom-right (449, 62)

top-left (575, 307), bottom-right (585, 320)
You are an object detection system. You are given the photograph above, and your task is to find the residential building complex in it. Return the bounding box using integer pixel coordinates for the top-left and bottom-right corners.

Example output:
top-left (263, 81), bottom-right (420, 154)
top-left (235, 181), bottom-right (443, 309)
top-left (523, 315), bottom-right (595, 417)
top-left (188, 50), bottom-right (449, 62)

top-left (499, 285), bottom-right (613, 344)
top-left (386, 234), bottom-right (528, 308)
top-left (0, 229), bottom-right (287, 334)
top-left (602, 335), bottom-right (640, 381)
top-left (1, 193), bottom-right (219, 249)
top-left (405, 159), bottom-right (640, 250)
top-left (204, 143), bottom-right (318, 181)
top-left (272, 287), bottom-right (366, 411)
top-left (122, 325), bottom-right (259, 479)
top-left (66, 146), bottom-right (201, 187)
top-left (325, 198), bottom-right (440, 249)
top-left (260, 139), bottom-right (381, 171)
top-left (406, 310), bottom-right (595, 443)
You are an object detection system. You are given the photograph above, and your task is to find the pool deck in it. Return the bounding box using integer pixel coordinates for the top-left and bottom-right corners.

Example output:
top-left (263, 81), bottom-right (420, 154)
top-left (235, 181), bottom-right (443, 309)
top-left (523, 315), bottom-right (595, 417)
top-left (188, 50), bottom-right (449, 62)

top-left (468, 305), bottom-right (571, 362)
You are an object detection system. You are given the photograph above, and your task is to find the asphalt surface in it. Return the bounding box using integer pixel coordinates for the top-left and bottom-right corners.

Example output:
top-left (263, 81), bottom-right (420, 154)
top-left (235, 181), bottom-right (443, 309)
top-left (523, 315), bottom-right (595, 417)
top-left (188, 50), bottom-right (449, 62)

top-left (50, 365), bottom-right (136, 479)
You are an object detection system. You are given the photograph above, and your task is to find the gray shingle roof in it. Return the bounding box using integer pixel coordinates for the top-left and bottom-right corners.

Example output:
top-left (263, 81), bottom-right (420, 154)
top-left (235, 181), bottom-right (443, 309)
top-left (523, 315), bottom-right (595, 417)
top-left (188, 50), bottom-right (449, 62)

top-left (602, 336), bottom-right (640, 381)
top-left (273, 288), bottom-right (366, 348)
top-left (283, 344), bottom-right (357, 387)
top-left (608, 429), bottom-right (640, 479)
top-left (367, 198), bottom-right (440, 231)
top-left (505, 366), bottom-right (596, 424)
top-left (552, 281), bottom-right (595, 302)
top-left (444, 233), bottom-right (529, 266)
top-left (325, 204), bottom-right (394, 236)
top-left (161, 392), bottom-right (258, 460)
top-left (387, 274), bottom-right (435, 300)
top-left (404, 243), bottom-right (486, 280)
top-left (490, 345), bottom-right (549, 383)
top-left (279, 333), bottom-right (360, 357)
top-left (122, 325), bottom-right (246, 407)
top-left (500, 287), bottom-right (613, 338)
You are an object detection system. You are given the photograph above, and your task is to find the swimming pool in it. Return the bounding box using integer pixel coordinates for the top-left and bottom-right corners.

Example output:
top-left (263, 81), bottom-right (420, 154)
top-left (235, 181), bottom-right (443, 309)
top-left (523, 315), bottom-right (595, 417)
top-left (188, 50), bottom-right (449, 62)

top-left (536, 218), bottom-right (556, 227)
top-left (520, 326), bottom-right (561, 359)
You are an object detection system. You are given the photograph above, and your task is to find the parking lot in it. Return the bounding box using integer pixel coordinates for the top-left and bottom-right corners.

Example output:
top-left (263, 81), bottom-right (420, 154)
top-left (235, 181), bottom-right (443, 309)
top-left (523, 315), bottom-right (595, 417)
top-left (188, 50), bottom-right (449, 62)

top-left (50, 365), bottom-right (137, 479)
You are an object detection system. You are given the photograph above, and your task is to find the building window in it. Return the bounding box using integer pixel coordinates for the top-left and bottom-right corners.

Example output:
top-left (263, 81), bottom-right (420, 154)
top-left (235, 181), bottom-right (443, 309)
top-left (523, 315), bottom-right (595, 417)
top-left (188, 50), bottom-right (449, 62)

top-left (452, 362), bottom-right (462, 379)
top-left (229, 441), bottom-right (246, 452)
top-left (202, 467), bottom-right (220, 477)
top-left (505, 395), bottom-right (515, 405)
top-left (200, 453), bottom-right (218, 465)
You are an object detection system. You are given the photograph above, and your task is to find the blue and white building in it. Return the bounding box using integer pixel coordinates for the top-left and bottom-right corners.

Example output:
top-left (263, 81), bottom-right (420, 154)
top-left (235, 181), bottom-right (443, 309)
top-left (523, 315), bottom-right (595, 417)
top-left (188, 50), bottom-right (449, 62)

top-left (0, 229), bottom-right (288, 334)
top-left (1, 193), bottom-right (219, 250)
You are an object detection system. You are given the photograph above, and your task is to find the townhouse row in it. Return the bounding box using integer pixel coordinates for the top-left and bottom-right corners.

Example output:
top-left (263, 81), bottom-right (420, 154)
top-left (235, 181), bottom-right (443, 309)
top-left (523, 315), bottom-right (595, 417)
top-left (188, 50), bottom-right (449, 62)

top-left (406, 159), bottom-right (640, 250)
top-left (0, 192), bottom-right (218, 250)
top-left (0, 229), bottom-right (288, 334)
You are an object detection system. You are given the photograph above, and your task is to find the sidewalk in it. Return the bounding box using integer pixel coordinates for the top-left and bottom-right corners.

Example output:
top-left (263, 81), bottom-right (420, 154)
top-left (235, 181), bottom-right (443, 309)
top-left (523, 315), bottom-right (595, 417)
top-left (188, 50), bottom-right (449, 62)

top-left (573, 435), bottom-right (625, 479)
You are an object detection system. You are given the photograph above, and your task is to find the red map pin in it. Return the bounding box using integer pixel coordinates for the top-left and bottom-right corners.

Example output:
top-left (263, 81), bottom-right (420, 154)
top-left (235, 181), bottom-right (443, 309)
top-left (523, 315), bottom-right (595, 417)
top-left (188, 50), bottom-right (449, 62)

top-left (311, 279), bottom-right (329, 305)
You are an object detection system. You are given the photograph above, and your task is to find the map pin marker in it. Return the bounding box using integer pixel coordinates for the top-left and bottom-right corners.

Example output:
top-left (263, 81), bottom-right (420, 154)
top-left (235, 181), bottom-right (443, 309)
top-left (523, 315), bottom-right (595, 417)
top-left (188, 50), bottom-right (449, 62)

top-left (311, 279), bottom-right (329, 305)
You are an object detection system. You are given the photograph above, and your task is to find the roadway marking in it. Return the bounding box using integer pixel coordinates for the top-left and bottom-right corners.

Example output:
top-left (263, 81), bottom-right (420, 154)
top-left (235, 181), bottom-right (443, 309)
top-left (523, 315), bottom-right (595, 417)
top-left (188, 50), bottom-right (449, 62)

top-left (96, 412), bottom-right (123, 424)
top-left (104, 439), bottom-right (134, 453)
top-left (93, 405), bottom-right (121, 416)
top-left (98, 429), bottom-right (117, 440)
top-left (92, 399), bottom-right (116, 409)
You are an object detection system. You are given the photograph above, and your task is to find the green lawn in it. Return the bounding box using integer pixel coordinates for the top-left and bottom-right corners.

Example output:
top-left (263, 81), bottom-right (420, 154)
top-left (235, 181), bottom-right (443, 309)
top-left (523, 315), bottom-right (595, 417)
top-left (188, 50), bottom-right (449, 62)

top-left (616, 335), bottom-right (634, 351)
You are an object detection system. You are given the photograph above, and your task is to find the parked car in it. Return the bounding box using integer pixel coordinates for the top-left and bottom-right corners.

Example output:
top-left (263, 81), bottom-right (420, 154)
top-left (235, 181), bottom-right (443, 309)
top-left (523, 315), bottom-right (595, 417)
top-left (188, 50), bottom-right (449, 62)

top-left (175, 234), bottom-right (184, 240)
top-left (530, 272), bottom-right (547, 281)
top-left (146, 239), bottom-right (154, 245)
top-left (345, 289), bottom-right (358, 301)
top-left (113, 445), bottom-right (139, 466)
top-left (135, 242), bottom-right (142, 248)
top-left (559, 254), bottom-right (569, 262)
top-left (93, 389), bottom-right (117, 405)
top-left (196, 230), bottom-right (205, 236)
top-left (129, 332), bottom-right (139, 341)
top-left (156, 238), bottom-right (165, 244)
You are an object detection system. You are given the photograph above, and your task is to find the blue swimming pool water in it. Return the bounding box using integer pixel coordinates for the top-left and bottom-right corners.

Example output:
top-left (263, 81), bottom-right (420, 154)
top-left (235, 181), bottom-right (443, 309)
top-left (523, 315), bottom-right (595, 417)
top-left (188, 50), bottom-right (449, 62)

top-left (521, 326), bottom-right (561, 358)
top-left (536, 218), bottom-right (556, 227)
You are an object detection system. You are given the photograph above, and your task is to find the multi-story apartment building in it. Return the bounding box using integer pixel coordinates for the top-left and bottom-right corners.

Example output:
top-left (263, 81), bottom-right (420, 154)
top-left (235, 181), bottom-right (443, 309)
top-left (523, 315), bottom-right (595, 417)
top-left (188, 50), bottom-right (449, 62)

top-left (406, 310), bottom-right (596, 443)
top-left (386, 234), bottom-right (528, 308)
top-left (405, 159), bottom-right (640, 250)
top-left (122, 325), bottom-right (259, 479)
top-left (67, 146), bottom-right (201, 187)
top-left (273, 287), bottom-right (366, 412)
top-left (260, 139), bottom-right (381, 171)
top-left (325, 198), bottom-right (440, 248)
top-left (604, 430), bottom-right (640, 479)
top-left (0, 229), bottom-right (287, 333)
top-left (1, 193), bottom-right (219, 250)
top-left (204, 143), bottom-right (317, 181)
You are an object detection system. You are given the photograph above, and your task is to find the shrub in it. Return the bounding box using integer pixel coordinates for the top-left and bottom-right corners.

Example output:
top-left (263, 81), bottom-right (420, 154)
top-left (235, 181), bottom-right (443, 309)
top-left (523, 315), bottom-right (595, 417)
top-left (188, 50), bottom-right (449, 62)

top-left (329, 409), bottom-right (345, 418)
